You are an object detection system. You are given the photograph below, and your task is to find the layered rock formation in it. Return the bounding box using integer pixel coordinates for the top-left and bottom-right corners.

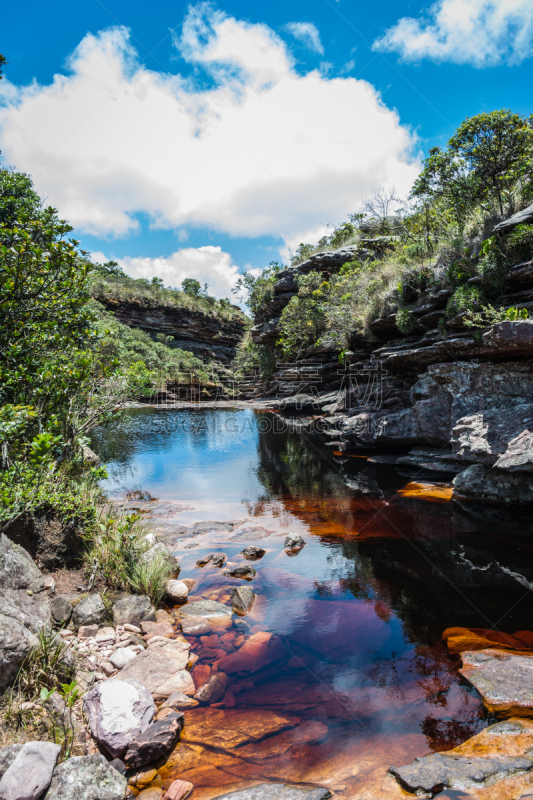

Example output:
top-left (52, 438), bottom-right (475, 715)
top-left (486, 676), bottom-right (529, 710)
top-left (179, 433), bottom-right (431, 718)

top-left (251, 217), bottom-right (533, 503)
top-left (98, 299), bottom-right (247, 363)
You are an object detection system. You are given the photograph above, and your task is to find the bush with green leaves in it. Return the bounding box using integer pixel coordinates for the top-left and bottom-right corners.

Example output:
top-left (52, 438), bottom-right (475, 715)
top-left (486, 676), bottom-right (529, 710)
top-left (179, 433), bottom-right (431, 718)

top-left (276, 272), bottom-right (330, 357)
top-left (506, 224), bottom-right (533, 264)
top-left (396, 308), bottom-right (416, 334)
top-left (446, 285), bottom-right (485, 318)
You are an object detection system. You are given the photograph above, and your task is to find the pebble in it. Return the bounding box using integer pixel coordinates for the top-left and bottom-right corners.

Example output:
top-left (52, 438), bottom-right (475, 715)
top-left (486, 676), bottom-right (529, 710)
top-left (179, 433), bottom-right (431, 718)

top-left (78, 624), bottom-right (98, 639)
top-left (163, 780), bottom-right (194, 800)
top-left (124, 623), bottom-right (142, 634)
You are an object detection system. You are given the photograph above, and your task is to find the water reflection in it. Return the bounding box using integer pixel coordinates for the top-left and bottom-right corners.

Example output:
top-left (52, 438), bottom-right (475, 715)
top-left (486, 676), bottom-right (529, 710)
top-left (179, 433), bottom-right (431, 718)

top-left (91, 408), bottom-right (533, 798)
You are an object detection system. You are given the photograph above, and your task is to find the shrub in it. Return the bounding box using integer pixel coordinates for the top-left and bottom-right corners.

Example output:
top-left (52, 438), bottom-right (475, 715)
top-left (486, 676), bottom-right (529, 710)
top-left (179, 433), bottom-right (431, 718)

top-left (446, 285), bottom-right (484, 318)
top-left (506, 224), bottom-right (533, 264)
top-left (396, 308), bottom-right (416, 334)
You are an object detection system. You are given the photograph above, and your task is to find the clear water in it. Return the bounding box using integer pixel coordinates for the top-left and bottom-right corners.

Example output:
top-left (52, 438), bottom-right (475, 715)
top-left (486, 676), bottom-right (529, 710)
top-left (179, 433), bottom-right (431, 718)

top-left (91, 407), bottom-right (533, 798)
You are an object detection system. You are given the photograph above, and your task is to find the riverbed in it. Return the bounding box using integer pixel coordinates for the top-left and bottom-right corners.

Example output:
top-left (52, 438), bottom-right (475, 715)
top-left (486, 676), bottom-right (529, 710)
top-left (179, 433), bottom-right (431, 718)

top-left (91, 406), bottom-right (533, 798)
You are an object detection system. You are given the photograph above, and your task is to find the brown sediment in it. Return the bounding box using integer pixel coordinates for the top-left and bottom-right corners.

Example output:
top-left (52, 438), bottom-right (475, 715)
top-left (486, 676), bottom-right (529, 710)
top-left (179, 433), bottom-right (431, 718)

top-left (443, 627), bottom-right (533, 656)
top-left (397, 481), bottom-right (454, 502)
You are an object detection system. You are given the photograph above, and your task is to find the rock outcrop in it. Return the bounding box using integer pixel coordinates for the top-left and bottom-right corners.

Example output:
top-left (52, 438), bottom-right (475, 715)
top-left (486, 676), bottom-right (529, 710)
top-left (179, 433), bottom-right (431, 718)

top-left (98, 299), bottom-right (246, 363)
top-left (0, 534), bottom-right (52, 687)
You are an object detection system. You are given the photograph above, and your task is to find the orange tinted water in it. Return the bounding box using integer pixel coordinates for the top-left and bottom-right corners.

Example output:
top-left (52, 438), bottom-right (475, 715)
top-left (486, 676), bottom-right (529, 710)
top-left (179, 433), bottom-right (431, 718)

top-left (92, 408), bottom-right (533, 798)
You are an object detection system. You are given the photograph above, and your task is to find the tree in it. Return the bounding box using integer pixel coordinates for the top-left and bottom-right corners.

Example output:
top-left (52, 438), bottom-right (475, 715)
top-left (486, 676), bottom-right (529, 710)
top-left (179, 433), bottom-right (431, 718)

top-left (448, 111), bottom-right (533, 215)
top-left (181, 278), bottom-right (202, 297)
top-left (361, 186), bottom-right (402, 234)
top-left (0, 54), bottom-right (6, 80)
top-left (412, 111), bottom-right (533, 217)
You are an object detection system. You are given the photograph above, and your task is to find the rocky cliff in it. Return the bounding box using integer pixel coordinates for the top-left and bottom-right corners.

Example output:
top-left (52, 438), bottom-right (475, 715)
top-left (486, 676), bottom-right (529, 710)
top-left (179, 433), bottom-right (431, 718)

top-left (97, 298), bottom-right (247, 363)
top-left (253, 204), bottom-right (533, 504)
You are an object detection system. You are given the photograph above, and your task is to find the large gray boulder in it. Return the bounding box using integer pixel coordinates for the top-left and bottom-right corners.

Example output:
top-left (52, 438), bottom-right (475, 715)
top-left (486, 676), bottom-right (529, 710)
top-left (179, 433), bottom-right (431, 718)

top-left (451, 405), bottom-right (533, 466)
top-left (118, 639), bottom-right (193, 700)
top-left (495, 429), bottom-right (533, 472)
top-left (0, 741), bottom-right (60, 800)
top-left (0, 534), bottom-right (51, 687)
top-left (493, 202), bottom-right (533, 233)
top-left (459, 649), bottom-right (533, 716)
top-left (112, 595), bottom-right (155, 626)
top-left (83, 678), bottom-right (155, 758)
top-left (72, 593), bottom-right (106, 629)
top-left (453, 464), bottom-right (533, 503)
top-left (210, 784), bottom-right (331, 800)
top-left (44, 753), bottom-right (127, 800)
top-left (178, 600), bottom-right (233, 621)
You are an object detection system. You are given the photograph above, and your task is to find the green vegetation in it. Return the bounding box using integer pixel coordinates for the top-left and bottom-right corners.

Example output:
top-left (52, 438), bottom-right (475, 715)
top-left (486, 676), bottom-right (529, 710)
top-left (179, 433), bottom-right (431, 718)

top-left (91, 260), bottom-right (244, 321)
top-left (0, 167), bottom-right (186, 596)
top-left (241, 110), bottom-right (533, 359)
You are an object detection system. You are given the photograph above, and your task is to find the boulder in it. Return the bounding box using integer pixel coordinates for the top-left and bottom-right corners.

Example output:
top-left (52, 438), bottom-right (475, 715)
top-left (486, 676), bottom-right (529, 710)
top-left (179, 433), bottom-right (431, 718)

top-left (495, 429), bottom-right (533, 472)
top-left (109, 647), bottom-right (137, 670)
top-left (389, 752), bottom-right (533, 795)
top-left (459, 648), bottom-right (533, 716)
top-left (179, 616), bottom-right (212, 636)
top-left (284, 533), bottom-right (305, 551)
top-left (0, 741), bottom-right (60, 800)
top-left (0, 745), bottom-right (24, 780)
top-left (451, 405), bottom-right (533, 466)
top-left (0, 534), bottom-right (51, 688)
top-left (50, 595), bottom-right (72, 626)
top-left (231, 586), bottom-right (255, 615)
top-left (118, 638), bottom-right (194, 700)
top-left (112, 595), bottom-right (156, 627)
top-left (124, 712), bottom-right (184, 768)
top-left (83, 678), bottom-right (156, 757)
top-left (223, 565), bottom-right (256, 580)
top-left (160, 690), bottom-right (199, 710)
top-left (178, 601), bottom-right (233, 622)
top-left (242, 547), bottom-right (266, 560)
top-left (196, 554), bottom-right (213, 568)
top-left (207, 783), bottom-right (330, 800)
top-left (163, 780), bottom-right (193, 800)
top-left (211, 553), bottom-right (227, 568)
top-left (194, 672), bottom-right (229, 705)
top-left (453, 463), bottom-right (533, 503)
top-left (493, 202), bottom-right (533, 233)
top-left (72, 593), bottom-right (106, 629)
top-left (44, 753), bottom-right (127, 800)
top-left (166, 581), bottom-right (189, 604)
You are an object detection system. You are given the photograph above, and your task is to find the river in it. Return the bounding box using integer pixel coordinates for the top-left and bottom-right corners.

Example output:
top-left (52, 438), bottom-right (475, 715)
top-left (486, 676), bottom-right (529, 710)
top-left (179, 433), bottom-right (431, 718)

top-left (90, 406), bottom-right (533, 798)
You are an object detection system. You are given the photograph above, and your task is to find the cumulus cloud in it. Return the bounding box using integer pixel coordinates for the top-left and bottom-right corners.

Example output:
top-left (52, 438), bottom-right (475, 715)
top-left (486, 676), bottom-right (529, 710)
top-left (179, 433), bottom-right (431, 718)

top-left (284, 22), bottom-right (324, 54)
top-left (93, 245), bottom-right (240, 298)
top-left (0, 4), bottom-right (419, 250)
top-left (374, 0), bottom-right (533, 67)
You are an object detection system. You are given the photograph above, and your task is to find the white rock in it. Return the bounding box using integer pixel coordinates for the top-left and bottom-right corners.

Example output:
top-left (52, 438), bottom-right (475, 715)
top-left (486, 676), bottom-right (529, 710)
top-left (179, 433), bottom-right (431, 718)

top-left (83, 679), bottom-right (155, 758)
top-left (109, 648), bottom-right (137, 670)
top-left (166, 580), bottom-right (189, 603)
top-left (124, 623), bottom-right (142, 634)
top-left (59, 630), bottom-right (74, 638)
top-left (99, 661), bottom-right (115, 676)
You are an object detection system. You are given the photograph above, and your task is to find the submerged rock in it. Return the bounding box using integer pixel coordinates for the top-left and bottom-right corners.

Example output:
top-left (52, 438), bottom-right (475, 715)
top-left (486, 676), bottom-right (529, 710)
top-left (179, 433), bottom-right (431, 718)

top-left (162, 780), bottom-right (193, 800)
top-left (194, 672), bottom-right (229, 705)
top-left (181, 707), bottom-right (300, 750)
top-left (179, 616), bottom-right (212, 636)
top-left (209, 783), bottom-right (331, 800)
top-left (459, 648), bottom-right (533, 716)
top-left (389, 751), bottom-right (533, 796)
top-left (178, 601), bottom-right (233, 622)
top-left (84, 678), bottom-right (155, 757)
top-left (45, 753), bottom-right (127, 800)
top-left (217, 632), bottom-right (286, 675)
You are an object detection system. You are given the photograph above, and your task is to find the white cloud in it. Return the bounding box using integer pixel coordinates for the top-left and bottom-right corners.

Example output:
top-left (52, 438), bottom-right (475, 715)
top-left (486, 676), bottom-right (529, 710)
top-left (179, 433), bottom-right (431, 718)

top-left (374, 0), bottom-right (533, 67)
top-left (93, 245), bottom-right (240, 298)
top-left (0, 4), bottom-right (419, 251)
top-left (284, 22), bottom-right (324, 54)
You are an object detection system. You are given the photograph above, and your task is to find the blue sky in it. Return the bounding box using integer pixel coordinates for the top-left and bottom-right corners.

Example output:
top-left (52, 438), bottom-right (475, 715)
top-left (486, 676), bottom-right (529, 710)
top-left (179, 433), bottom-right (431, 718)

top-left (2, 0), bottom-right (532, 298)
